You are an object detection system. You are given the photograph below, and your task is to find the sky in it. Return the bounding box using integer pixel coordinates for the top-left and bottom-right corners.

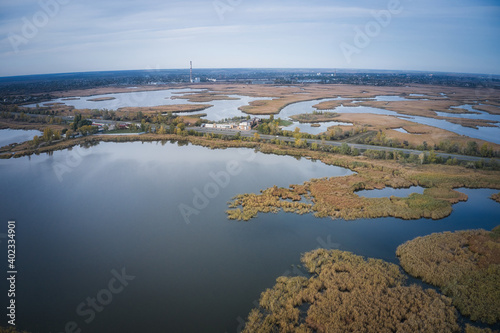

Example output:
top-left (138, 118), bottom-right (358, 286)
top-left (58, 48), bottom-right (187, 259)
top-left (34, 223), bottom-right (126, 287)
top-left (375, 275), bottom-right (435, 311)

top-left (0, 0), bottom-right (499, 77)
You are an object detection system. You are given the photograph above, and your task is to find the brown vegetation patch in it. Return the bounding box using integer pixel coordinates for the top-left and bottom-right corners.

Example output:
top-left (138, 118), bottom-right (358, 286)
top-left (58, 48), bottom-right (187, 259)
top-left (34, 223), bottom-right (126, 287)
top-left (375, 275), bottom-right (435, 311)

top-left (313, 99), bottom-right (358, 110)
top-left (87, 97), bottom-right (116, 102)
top-left (473, 104), bottom-right (500, 115)
top-left (227, 145), bottom-right (500, 222)
top-left (355, 99), bottom-right (463, 118)
top-left (51, 85), bottom-right (179, 98)
top-left (396, 226), bottom-right (500, 324)
top-left (290, 112), bottom-right (341, 123)
top-left (465, 324), bottom-right (500, 333)
top-left (243, 249), bottom-right (459, 333)
top-left (49, 83), bottom-right (500, 117)
top-left (0, 119), bottom-right (65, 132)
top-left (492, 193), bottom-right (500, 203)
top-left (329, 113), bottom-right (500, 150)
top-left (116, 104), bottom-right (212, 114)
top-left (436, 116), bottom-right (498, 129)
top-left (171, 92), bottom-right (239, 102)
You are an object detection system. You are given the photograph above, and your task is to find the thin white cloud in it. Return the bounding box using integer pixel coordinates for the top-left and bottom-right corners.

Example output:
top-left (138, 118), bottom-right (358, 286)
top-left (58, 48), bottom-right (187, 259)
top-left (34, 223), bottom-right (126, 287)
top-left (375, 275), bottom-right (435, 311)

top-left (245, 5), bottom-right (373, 18)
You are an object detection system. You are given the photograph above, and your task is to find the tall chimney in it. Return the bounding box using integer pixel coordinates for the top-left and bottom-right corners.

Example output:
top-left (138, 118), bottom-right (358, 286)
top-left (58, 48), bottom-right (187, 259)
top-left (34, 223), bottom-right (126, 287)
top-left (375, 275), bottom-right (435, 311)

top-left (190, 61), bottom-right (193, 83)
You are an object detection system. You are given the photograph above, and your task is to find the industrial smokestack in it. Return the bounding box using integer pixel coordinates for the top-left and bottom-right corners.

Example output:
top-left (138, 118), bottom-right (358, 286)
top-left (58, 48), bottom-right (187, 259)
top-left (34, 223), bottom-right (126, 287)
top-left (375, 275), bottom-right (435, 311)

top-left (190, 61), bottom-right (193, 83)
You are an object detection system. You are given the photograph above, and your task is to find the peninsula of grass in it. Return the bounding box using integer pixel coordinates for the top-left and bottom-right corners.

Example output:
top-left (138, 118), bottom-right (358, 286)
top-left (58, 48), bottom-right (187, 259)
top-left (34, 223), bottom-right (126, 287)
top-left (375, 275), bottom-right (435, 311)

top-left (116, 104), bottom-right (212, 114)
top-left (226, 147), bottom-right (499, 221)
top-left (243, 249), bottom-right (459, 333)
top-left (290, 111), bottom-right (342, 123)
top-left (87, 97), bottom-right (116, 102)
top-left (171, 92), bottom-right (239, 102)
top-left (396, 226), bottom-right (500, 324)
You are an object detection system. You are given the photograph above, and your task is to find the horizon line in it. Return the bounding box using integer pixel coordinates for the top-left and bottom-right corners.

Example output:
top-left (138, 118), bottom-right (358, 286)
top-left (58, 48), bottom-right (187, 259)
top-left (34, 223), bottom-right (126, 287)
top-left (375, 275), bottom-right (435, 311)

top-left (1, 67), bottom-right (499, 80)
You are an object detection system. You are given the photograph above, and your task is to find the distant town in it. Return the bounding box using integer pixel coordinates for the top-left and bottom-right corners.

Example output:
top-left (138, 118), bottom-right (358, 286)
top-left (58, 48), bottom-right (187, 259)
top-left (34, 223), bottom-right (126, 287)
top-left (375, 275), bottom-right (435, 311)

top-left (1, 68), bottom-right (499, 106)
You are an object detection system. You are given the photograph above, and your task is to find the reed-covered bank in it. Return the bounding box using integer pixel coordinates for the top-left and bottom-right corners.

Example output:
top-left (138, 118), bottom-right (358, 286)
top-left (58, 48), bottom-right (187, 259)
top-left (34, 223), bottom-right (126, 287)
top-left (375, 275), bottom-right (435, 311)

top-left (2, 130), bottom-right (498, 223)
top-left (243, 226), bottom-right (500, 332)
top-left (397, 226), bottom-right (500, 325)
top-left (226, 145), bottom-right (500, 221)
top-left (243, 249), bottom-right (460, 333)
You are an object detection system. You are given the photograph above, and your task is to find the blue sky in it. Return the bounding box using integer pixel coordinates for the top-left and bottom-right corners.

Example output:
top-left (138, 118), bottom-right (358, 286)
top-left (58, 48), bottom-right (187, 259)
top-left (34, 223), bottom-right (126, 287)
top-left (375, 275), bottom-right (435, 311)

top-left (0, 0), bottom-right (499, 76)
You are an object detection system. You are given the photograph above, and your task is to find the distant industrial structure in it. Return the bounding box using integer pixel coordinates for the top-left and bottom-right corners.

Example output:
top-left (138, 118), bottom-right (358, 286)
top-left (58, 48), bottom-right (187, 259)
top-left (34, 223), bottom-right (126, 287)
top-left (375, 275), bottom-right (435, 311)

top-left (189, 61), bottom-right (200, 83)
top-left (190, 61), bottom-right (193, 83)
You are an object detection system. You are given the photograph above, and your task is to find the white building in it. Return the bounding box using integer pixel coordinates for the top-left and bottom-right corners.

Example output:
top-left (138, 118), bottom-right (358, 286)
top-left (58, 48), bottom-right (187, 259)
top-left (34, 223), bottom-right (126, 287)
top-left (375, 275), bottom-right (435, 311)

top-left (238, 121), bottom-right (252, 131)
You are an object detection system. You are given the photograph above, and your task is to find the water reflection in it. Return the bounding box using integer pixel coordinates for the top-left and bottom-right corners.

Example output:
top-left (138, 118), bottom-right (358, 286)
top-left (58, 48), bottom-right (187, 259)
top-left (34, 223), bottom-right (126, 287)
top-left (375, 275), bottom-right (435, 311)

top-left (0, 143), bottom-right (498, 333)
top-left (0, 128), bottom-right (41, 147)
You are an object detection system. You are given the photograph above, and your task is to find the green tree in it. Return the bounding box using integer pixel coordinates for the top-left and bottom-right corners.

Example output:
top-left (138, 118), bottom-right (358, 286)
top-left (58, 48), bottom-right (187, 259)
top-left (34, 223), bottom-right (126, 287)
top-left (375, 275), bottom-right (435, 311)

top-left (294, 138), bottom-right (304, 148)
top-left (340, 142), bottom-right (351, 155)
top-left (177, 122), bottom-right (186, 131)
top-left (480, 143), bottom-right (491, 157)
top-left (158, 125), bottom-right (167, 135)
top-left (79, 125), bottom-right (97, 136)
top-left (428, 150), bottom-right (438, 164)
top-left (42, 128), bottom-right (53, 142)
top-left (258, 123), bottom-right (270, 134)
top-left (465, 141), bottom-right (479, 156)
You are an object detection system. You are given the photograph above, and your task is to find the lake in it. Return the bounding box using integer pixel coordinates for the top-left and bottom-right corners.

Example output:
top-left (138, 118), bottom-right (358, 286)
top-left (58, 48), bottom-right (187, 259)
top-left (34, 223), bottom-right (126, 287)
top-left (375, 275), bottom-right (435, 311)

top-left (0, 142), bottom-right (499, 333)
top-left (0, 129), bottom-right (41, 147)
top-left (26, 88), bottom-right (272, 122)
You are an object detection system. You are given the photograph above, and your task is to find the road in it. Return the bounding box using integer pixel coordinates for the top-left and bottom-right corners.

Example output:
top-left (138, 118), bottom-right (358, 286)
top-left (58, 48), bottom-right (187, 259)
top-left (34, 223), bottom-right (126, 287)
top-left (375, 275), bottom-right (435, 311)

top-left (10, 111), bottom-right (497, 163)
top-left (190, 127), bottom-right (499, 163)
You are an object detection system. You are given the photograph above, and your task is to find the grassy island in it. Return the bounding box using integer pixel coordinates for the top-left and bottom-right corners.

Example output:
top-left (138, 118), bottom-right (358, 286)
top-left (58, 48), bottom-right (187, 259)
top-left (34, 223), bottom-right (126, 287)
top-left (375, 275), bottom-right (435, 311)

top-left (243, 226), bottom-right (500, 332)
top-left (397, 226), bottom-right (500, 324)
top-left (87, 97), bottom-right (116, 102)
top-left (243, 249), bottom-right (459, 333)
top-left (289, 111), bottom-right (342, 123)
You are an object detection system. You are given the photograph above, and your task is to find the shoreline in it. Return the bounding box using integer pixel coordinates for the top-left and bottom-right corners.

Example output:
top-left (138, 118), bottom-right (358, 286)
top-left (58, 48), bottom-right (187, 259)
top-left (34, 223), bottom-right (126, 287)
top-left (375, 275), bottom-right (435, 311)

top-left (1, 131), bottom-right (498, 224)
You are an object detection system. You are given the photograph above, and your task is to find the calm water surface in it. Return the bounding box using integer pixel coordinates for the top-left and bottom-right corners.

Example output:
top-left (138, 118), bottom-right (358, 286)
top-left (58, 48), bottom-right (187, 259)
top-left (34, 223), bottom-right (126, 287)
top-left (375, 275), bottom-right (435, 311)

top-left (0, 129), bottom-right (41, 147)
top-left (0, 142), bottom-right (499, 333)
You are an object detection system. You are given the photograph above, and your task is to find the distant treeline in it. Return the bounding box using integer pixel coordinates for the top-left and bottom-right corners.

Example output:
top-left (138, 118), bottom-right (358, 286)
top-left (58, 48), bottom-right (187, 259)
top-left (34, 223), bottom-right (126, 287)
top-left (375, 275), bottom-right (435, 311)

top-left (1, 69), bottom-right (498, 96)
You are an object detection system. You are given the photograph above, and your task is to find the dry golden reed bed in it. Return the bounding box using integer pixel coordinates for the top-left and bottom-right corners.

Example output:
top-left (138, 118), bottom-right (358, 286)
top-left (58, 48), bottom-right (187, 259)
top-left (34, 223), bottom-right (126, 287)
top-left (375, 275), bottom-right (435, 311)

top-left (243, 249), bottom-right (459, 333)
top-left (226, 144), bottom-right (500, 222)
top-left (397, 226), bottom-right (500, 324)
